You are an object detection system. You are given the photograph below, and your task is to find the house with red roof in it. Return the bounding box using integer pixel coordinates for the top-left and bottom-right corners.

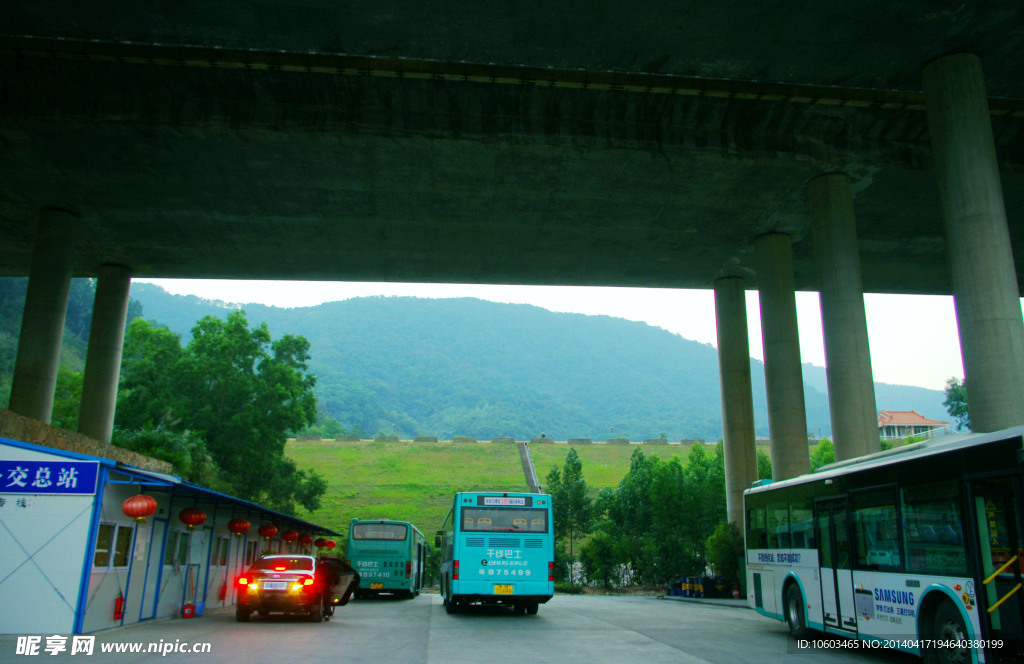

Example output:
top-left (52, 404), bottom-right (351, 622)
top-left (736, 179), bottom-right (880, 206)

top-left (877, 410), bottom-right (950, 440)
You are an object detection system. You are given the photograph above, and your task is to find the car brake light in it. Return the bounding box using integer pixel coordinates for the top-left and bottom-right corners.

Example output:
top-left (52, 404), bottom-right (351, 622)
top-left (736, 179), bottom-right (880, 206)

top-left (237, 577), bottom-right (248, 586)
top-left (453, 560), bottom-right (459, 580)
top-left (304, 578), bottom-right (314, 585)
top-left (274, 566), bottom-right (287, 571)
top-left (248, 583), bottom-right (259, 591)
top-left (548, 561), bottom-right (554, 581)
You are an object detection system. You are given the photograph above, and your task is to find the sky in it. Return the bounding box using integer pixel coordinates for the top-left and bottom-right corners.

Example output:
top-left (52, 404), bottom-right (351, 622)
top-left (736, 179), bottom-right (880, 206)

top-left (134, 278), bottom-right (967, 392)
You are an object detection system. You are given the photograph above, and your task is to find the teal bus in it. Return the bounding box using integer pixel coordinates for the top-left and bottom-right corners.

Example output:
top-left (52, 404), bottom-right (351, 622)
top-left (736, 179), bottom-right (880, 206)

top-left (346, 519), bottom-right (427, 599)
top-left (437, 491), bottom-right (554, 615)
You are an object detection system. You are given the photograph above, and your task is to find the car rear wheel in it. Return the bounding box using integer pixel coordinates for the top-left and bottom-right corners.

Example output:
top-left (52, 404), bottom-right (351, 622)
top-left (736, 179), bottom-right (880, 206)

top-left (307, 600), bottom-right (323, 622)
top-left (235, 607), bottom-right (250, 622)
top-left (526, 602), bottom-right (539, 615)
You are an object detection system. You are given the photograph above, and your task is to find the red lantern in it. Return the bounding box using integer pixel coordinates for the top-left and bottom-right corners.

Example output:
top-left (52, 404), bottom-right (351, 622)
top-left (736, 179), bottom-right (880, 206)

top-left (314, 537), bottom-right (327, 548)
top-left (121, 494), bottom-right (157, 522)
top-left (281, 530), bottom-right (299, 543)
top-left (298, 533), bottom-right (314, 546)
top-left (227, 518), bottom-right (250, 536)
top-left (179, 506), bottom-right (206, 529)
top-left (258, 523), bottom-right (278, 539)
top-left (324, 539), bottom-right (337, 549)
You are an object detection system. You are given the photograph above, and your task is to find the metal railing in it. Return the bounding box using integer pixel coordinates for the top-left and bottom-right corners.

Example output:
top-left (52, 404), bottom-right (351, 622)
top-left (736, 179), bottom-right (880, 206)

top-left (878, 425), bottom-right (957, 441)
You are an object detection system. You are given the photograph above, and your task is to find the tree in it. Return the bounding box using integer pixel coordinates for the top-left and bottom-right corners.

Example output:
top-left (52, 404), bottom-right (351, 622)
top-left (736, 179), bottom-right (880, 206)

top-left (178, 312), bottom-right (320, 511)
top-left (705, 521), bottom-right (743, 582)
top-left (681, 443), bottom-right (726, 568)
top-left (596, 445), bottom-right (728, 586)
top-left (51, 366), bottom-right (83, 430)
top-left (650, 456), bottom-right (696, 578)
top-left (944, 377), bottom-right (970, 431)
top-left (547, 447), bottom-right (593, 583)
top-left (117, 319), bottom-right (185, 430)
top-left (551, 540), bottom-right (571, 583)
top-left (602, 448), bottom-right (659, 583)
top-left (320, 417), bottom-right (345, 438)
top-left (757, 448), bottom-right (772, 480)
top-left (810, 438), bottom-right (834, 471)
top-left (116, 311), bottom-right (324, 513)
top-left (578, 530), bottom-right (619, 588)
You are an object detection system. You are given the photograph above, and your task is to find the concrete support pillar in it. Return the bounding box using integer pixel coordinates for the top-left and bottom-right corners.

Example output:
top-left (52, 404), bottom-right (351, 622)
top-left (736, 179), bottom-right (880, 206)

top-left (756, 233), bottom-right (810, 480)
top-left (809, 174), bottom-right (881, 460)
top-left (923, 53), bottom-right (1024, 432)
top-left (714, 277), bottom-right (759, 524)
top-left (78, 265), bottom-right (132, 443)
top-left (8, 209), bottom-right (77, 423)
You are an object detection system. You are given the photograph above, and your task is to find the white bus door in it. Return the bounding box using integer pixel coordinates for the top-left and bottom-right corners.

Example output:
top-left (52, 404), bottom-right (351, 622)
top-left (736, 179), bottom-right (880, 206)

top-left (816, 498), bottom-right (857, 634)
top-left (970, 476), bottom-right (1024, 646)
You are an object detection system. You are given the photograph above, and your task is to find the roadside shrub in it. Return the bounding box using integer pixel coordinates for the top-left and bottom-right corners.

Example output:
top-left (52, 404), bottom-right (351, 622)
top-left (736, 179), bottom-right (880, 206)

top-left (705, 521), bottom-right (743, 582)
top-left (112, 425), bottom-right (218, 486)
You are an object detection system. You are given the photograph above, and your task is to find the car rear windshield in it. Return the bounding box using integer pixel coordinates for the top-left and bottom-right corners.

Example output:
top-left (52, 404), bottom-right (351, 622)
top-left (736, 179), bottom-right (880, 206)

top-left (352, 523), bottom-right (408, 541)
top-left (251, 557), bottom-right (313, 571)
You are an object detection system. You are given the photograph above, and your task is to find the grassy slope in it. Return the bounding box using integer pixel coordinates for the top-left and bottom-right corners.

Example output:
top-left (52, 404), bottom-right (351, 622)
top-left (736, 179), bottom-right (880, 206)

top-left (287, 440), bottom-right (700, 538)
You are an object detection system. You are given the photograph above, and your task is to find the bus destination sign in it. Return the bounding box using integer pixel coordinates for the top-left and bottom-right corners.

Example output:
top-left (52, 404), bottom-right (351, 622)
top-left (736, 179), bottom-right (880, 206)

top-left (479, 496), bottom-right (531, 507)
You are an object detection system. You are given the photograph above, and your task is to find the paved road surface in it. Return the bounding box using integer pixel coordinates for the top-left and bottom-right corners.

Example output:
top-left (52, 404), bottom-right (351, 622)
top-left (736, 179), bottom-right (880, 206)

top-left (0, 594), bottom-right (920, 664)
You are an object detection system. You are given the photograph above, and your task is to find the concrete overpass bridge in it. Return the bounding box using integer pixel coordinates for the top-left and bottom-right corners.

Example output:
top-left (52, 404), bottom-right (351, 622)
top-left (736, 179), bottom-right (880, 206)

top-left (3, 2), bottom-right (1024, 521)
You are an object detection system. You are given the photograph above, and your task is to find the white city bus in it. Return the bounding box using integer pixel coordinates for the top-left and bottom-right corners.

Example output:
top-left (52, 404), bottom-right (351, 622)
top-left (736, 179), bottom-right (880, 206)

top-left (745, 427), bottom-right (1024, 663)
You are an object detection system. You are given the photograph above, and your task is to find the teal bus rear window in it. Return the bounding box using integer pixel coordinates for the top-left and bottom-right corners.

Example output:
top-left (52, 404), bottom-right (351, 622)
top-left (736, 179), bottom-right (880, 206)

top-left (353, 523), bottom-right (408, 540)
top-left (462, 508), bottom-right (548, 533)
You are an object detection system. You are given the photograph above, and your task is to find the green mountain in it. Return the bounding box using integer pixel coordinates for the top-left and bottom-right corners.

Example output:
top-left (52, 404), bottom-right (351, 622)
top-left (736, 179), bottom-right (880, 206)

top-left (128, 283), bottom-right (951, 441)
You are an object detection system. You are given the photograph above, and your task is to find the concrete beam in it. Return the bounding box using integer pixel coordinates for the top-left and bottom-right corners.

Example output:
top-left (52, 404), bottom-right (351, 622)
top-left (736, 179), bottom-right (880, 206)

top-left (78, 265), bottom-right (132, 443)
top-left (924, 53), bottom-right (1024, 432)
top-left (714, 277), bottom-right (758, 524)
top-left (809, 174), bottom-right (880, 460)
top-left (8, 209), bottom-right (77, 423)
top-left (756, 233), bottom-right (810, 480)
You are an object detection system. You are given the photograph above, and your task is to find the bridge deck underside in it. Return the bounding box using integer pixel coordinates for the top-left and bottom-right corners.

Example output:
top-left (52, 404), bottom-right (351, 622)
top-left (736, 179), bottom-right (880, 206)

top-left (1, 21), bottom-right (1023, 294)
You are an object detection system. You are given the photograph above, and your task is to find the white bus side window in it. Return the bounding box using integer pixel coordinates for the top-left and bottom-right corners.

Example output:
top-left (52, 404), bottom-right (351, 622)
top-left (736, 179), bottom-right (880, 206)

top-left (789, 500), bottom-right (815, 549)
top-left (901, 481), bottom-right (966, 575)
top-left (853, 489), bottom-right (900, 571)
top-left (747, 506), bottom-right (767, 549)
top-left (767, 503), bottom-right (790, 548)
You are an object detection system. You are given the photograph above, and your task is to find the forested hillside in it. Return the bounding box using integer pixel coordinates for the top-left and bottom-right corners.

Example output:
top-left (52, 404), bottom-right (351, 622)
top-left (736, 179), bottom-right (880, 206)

top-left (129, 283), bottom-right (950, 441)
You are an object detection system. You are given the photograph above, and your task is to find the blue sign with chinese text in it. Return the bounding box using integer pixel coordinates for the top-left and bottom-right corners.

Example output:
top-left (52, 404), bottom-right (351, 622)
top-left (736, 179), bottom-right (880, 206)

top-left (0, 460), bottom-right (99, 495)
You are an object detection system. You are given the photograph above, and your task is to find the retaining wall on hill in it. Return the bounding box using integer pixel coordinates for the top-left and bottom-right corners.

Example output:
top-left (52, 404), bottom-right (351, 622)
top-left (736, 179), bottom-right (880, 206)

top-left (0, 409), bottom-right (173, 473)
top-left (292, 436), bottom-right (702, 445)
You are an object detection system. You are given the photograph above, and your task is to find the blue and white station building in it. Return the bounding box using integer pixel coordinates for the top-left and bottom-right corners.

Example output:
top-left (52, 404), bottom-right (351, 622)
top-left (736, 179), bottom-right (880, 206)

top-left (0, 416), bottom-right (340, 635)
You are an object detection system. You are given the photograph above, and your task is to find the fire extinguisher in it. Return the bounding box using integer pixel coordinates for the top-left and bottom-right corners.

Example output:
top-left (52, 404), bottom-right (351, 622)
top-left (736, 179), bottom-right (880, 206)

top-left (218, 583), bottom-right (227, 601)
top-left (114, 593), bottom-right (125, 621)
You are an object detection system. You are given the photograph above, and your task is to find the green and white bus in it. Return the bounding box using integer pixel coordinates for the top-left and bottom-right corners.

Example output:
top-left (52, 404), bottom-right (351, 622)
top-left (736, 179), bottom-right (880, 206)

top-left (437, 491), bottom-right (554, 615)
top-left (745, 426), bottom-right (1024, 663)
top-left (346, 519), bottom-right (426, 599)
